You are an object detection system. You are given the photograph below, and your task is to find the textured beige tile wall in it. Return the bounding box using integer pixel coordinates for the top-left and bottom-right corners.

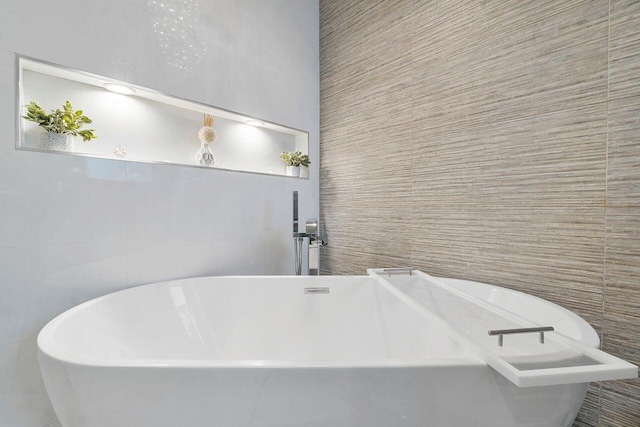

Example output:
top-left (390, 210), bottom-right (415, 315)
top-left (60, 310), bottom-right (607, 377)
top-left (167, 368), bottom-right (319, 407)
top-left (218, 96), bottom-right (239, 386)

top-left (601, 1), bottom-right (640, 426)
top-left (319, 1), bottom-right (639, 425)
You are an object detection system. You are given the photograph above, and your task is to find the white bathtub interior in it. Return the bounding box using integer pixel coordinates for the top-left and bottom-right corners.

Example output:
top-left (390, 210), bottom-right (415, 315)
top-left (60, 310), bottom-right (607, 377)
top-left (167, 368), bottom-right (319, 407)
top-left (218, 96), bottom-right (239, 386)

top-left (40, 276), bottom-right (474, 366)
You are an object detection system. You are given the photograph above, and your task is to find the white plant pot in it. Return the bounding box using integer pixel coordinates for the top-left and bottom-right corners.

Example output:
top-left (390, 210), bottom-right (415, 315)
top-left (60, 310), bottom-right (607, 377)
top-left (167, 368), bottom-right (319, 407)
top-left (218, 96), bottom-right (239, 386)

top-left (299, 165), bottom-right (309, 178)
top-left (286, 166), bottom-right (300, 177)
top-left (40, 132), bottom-right (72, 151)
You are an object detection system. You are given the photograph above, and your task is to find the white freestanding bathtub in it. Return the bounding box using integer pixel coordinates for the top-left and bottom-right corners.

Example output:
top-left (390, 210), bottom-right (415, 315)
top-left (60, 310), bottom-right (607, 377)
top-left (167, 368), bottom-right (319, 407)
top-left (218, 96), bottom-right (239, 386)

top-left (38, 272), bottom-right (635, 427)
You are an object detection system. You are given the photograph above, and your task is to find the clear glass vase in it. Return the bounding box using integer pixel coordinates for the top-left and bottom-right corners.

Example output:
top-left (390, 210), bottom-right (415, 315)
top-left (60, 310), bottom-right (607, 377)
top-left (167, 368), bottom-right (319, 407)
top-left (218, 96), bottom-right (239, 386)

top-left (195, 142), bottom-right (214, 166)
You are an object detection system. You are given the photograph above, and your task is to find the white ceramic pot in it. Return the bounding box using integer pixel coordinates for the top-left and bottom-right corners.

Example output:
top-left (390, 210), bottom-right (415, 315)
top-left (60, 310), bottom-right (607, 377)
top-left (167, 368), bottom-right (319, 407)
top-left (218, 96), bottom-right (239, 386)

top-left (40, 132), bottom-right (71, 151)
top-left (286, 165), bottom-right (300, 177)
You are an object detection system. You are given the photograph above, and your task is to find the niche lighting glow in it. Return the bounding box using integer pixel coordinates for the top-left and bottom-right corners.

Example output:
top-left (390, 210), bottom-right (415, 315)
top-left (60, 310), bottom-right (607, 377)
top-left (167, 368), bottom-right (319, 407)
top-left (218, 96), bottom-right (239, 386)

top-left (104, 83), bottom-right (136, 95)
top-left (246, 120), bottom-right (264, 127)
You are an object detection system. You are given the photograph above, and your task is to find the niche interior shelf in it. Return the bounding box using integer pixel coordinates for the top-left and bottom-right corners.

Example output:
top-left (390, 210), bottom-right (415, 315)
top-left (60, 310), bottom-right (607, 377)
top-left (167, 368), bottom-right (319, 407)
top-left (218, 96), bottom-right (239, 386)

top-left (16, 56), bottom-right (309, 178)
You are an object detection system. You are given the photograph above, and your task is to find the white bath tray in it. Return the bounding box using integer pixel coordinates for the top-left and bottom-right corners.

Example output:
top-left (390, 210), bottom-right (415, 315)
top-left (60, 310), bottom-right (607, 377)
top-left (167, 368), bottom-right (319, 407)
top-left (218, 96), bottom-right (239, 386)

top-left (368, 268), bottom-right (638, 388)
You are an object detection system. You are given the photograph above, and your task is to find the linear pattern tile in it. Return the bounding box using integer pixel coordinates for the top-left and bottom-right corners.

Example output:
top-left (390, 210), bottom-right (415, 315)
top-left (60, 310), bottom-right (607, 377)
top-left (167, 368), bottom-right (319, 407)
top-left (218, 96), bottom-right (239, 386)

top-left (320, 0), bottom-right (415, 274)
top-left (601, 1), bottom-right (640, 426)
top-left (408, 0), bottom-right (608, 337)
top-left (320, 0), bottom-right (640, 425)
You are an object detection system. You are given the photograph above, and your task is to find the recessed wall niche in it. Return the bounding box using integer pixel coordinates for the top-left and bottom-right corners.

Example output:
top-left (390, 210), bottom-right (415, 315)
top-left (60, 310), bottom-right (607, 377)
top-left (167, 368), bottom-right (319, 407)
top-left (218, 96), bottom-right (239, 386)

top-left (16, 56), bottom-right (309, 177)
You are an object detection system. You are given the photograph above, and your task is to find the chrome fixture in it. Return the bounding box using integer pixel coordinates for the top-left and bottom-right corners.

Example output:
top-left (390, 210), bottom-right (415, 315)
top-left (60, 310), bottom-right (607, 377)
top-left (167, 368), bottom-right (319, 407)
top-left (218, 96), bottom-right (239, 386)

top-left (304, 287), bottom-right (330, 294)
top-left (382, 267), bottom-right (416, 276)
top-left (292, 191), bottom-right (328, 275)
top-left (488, 326), bottom-right (555, 347)
top-left (293, 191), bottom-right (299, 234)
top-left (305, 218), bottom-right (320, 275)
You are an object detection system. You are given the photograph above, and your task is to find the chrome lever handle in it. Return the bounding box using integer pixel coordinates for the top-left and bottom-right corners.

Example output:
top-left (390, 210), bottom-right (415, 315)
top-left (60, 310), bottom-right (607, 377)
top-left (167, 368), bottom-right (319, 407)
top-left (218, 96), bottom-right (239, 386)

top-left (319, 225), bottom-right (328, 246)
top-left (488, 326), bottom-right (555, 347)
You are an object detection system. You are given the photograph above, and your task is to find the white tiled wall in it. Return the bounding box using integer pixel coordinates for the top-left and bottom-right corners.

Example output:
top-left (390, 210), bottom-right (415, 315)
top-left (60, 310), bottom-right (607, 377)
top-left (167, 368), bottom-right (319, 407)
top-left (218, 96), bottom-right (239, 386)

top-left (0, 1), bottom-right (319, 425)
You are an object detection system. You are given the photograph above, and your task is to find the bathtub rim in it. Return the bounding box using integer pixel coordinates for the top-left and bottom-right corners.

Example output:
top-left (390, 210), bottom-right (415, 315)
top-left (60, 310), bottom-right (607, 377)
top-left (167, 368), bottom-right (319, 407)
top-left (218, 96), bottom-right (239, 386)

top-left (36, 274), bottom-right (597, 370)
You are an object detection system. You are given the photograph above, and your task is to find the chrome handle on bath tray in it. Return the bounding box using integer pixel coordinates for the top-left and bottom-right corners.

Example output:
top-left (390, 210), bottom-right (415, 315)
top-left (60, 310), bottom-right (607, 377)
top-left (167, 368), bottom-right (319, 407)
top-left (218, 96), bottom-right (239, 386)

top-left (382, 267), bottom-right (416, 276)
top-left (488, 326), bottom-right (555, 347)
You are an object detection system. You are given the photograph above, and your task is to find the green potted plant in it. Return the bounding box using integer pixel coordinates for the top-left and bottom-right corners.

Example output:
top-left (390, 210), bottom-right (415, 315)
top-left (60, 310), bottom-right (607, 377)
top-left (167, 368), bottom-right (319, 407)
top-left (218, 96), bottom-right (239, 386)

top-left (23, 100), bottom-right (97, 151)
top-left (279, 150), bottom-right (308, 177)
top-left (299, 153), bottom-right (310, 178)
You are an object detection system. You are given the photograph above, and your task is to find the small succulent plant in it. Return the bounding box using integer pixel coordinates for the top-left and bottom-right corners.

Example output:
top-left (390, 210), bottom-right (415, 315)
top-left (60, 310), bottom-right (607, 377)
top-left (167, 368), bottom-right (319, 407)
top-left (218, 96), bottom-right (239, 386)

top-left (23, 100), bottom-right (97, 142)
top-left (280, 151), bottom-right (310, 167)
